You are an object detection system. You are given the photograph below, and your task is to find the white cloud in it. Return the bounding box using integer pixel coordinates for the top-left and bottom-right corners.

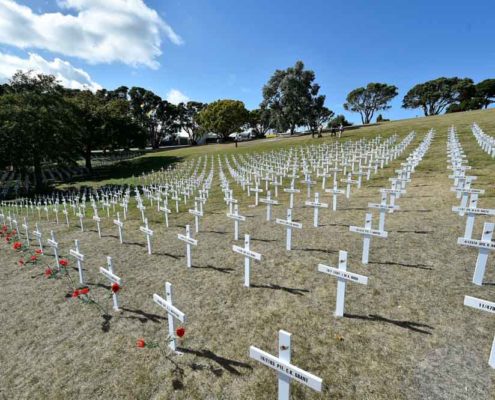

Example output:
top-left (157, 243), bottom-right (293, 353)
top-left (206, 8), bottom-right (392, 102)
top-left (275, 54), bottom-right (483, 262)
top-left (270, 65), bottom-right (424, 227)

top-left (0, 0), bottom-right (182, 69)
top-left (166, 88), bottom-right (189, 105)
top-left (0, 51), bottom-right (101, 91)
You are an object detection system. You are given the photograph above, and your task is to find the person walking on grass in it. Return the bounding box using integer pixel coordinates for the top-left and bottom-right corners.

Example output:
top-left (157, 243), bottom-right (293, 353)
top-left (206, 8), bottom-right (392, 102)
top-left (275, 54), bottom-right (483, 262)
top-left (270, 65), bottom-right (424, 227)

top-left (338, 124), bottom-right (344, 138)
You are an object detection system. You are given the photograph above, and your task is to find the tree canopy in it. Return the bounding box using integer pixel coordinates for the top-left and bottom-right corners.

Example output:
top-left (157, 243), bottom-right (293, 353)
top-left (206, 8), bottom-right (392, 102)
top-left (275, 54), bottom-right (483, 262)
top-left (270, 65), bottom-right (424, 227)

top-left (198, 100), bottom-right (249, 140)
top-left (344, 83), bottom-right (398, 124)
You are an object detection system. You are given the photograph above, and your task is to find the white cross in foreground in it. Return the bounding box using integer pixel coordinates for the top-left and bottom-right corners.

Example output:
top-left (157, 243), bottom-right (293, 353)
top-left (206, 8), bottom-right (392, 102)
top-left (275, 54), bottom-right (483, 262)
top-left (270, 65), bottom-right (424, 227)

top-left (457, 222), bottom-right (495, 286)
top-left (100, 256), bottom-right (122, 311)
top-left (249, 330), bottom-right (323, 400)
top-left (275, 209), bottom-right (302, 251)
top-left (318, 250), bottom-right (368, 317)
top-left (349, 213), bottom-right (388, 264)
top-left (233, 234), bottom-right (262, 287)
top-left (464, 295), bottom-right (495, 368)
top-left (178, 225), bottom-right (197, 268)
top-left (153, 282), bottom-right (186, 353)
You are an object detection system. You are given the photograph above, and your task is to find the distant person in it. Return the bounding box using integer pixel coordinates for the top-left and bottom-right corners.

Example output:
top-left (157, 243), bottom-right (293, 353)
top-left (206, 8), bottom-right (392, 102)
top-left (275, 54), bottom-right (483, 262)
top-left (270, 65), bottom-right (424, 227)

top-left (235, 134), bottom-right (239, 148)
top-left (331, 126), bottom-right (337, 137)
top-left (338, 124), bottom-right (344, 138)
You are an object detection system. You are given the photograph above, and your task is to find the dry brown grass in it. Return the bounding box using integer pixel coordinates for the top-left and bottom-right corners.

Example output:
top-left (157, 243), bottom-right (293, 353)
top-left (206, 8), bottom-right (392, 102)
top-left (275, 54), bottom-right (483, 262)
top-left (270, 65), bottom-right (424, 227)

top-left (1, 109), bottom-right (495, 399)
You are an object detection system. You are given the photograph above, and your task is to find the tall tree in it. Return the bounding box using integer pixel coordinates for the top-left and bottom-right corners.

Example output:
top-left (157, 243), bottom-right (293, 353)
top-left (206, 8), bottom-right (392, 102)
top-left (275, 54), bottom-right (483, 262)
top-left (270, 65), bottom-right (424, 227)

top-left (128, 87), bottom-right (162, 148)
top-left (155, 100), bottom-right (180, 145)
top-left (306, 96), bottom-right (334, 137)
top-left (476, 79), bottom-right (495, 109)
top-left (198, 100), bottom-right (249, 140)
top-left (248, 107), bottom-right (271, 138)
top-left (402, 77), bottom-right (473, 116)
top-left (261, 61), bottom-right (322, 135)
top-left (344, 83), bottom-right (398, 124)
top-left (176, 101), bottom-right (207, 144)
top-left (0, 71), bottom-right (78, 190)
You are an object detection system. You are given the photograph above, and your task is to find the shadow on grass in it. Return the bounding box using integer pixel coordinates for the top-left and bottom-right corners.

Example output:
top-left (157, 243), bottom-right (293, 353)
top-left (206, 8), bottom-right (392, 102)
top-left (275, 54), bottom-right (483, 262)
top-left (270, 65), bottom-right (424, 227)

top-left (394, 230), bottom-right (434, 234)
top-left (203, 230), bottom-right (228, 235)
top-left (251, 283), bottom-right (310, 296)
top-left (344, 313), bottom-right (434, 334)
top-left (124, 241), bottom-right (146, 248)
top-left (368, 260), bottom-right (433, 270)
top-left (86, 281), bottom-right (111, 290)
top-left (101, 314), bottom-right (112, 333)
top-left (121, 307), bottom-right (167, 323)
top-left (177, 348), bottom-right (253, 375)
top-left (154, 251), bottom-right (181, 260)
top-left (294, 247), bottom-right (338, 255)
top-left (401, 209), bottom-right (433, 213)
top-left (192, 264), bottom-right (233, 274)
top-left (251, 237), bottom-right (277, 243)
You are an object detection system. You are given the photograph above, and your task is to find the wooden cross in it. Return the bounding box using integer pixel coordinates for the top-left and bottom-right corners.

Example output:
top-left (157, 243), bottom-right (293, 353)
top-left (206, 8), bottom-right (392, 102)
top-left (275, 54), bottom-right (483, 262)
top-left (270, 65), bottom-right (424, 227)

top-left (305, 193), bottom-right (328, 227)
top-left (249, 330), bottom-right (323, 400)
top-left (464, 296), bottom-right (495, 368)
top-left (69, 239), bottom-right (85, 284)
top-left (233, 234), bottom-right (262, 287)
top-left (275, 209), bottom-right (302, 251)
top-left (349, 213), bottom-right (388, 264)
top-left (113, 212), bottom-right (124, 244)
top-left (153, 282), bottom-right (186, 353)
top-left (318, 250), bottom-right (368, 317)
top-left (100, 256), bottom-right (122, 311)
top-left (178, 225), bottom-right (197, 268)
top-left (139, 218), bottom-right (154, 255)
top-left (457, 222), bottom-right (494, 286)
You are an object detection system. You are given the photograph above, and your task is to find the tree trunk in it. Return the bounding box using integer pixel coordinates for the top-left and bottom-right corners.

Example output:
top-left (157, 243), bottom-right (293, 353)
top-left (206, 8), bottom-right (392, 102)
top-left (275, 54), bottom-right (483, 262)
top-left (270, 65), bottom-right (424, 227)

top-left (33, 159), bottom-right (43, 192)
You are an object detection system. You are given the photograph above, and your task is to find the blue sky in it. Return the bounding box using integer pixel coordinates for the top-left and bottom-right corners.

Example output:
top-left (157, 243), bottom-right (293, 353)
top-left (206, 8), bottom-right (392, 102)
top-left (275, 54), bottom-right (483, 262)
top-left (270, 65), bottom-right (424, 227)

top-left (0, 0), bottom-right (494, 123)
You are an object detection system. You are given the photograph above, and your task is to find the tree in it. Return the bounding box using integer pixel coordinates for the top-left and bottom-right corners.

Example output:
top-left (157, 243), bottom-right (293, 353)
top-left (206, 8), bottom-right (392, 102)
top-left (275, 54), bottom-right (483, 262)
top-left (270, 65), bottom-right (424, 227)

top-left (306, 95), bottom-right (334, 137)
top-left (402, 77), bottom-right (473, 116)
top-left (261, 61), bottom-right (322, 135)
top-left (0, 71), bottom-right (78, 190)
top-left (327, 115), bottom-right (352, 128)
top-left (248, 107), bottom-right (271, 138)
top-left (198, 100), bottom-right (249, 140)
top-left (344, 83), bottom-right (398, 124)
top-left (177, 101), bottom-right (207, 144)
top-left (476, 79), bottom-right (495, 109)
top-left (128, 87), bottom-right (162, 148)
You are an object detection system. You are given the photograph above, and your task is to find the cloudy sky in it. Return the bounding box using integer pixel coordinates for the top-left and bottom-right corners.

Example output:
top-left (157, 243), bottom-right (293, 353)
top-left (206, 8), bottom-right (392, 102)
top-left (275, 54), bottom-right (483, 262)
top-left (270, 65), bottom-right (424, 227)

top-left (0, 0), bottom-right (493, 122)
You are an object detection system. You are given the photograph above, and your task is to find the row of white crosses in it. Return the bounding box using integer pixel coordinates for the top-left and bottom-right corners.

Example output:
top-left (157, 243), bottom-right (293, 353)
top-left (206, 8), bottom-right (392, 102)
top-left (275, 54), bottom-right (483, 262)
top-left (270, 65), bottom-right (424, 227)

top-left (471, 122), bottom-right (495, 158)
top-left (448, 127), bottom-right (495, 286)
top-left (350, 130), bottom-right (434, 264)
top-left (447, 126), bottom-right (495, 369)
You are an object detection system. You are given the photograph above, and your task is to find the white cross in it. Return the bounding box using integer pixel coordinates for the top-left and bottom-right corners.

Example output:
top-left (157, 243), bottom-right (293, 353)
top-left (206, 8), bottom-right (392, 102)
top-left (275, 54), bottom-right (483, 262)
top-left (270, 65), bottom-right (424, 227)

top-left (62, 204), bottom-right (70, 226)
top-left (153, 282), bottom-right (186, 353)
top-left (22, 217), bottom-right (29, 246)
top-left (159, 200), bottom-right (171, 228)
top-left (349, 213), bottom-right (388, 264)
top-left (92, 208), bottom-right (102, 238)
top-left (233, 234), bottom-right (262, 287)
top-left (464, 296), bottom-right (495, 368)
top-left (33, 223), bottom-right (43, 252)
top-left (139, 218), bottom-right (154, 255)
top-left (259, 190), bottom-right (278, 221)
top-left (276, 209), bottom-right (302, 251)
top-left (318, 250), bottom-right (368, 317)
top-left (178, 225), bottom-right (197, 268)
top-left (453, 194), bottom-right (495, 240)
top-left (188, 201), bottom-right (203, 233)
top-left (457, 222), bottom-right (494, 286)
top-left (137, 202), bottom-right (146, 222)
top-left (249, 330), bottom-right (323, 400)
top-left (325, 183), bottom-right (345, 212)
top-left (100, 256), bottom-right (122, 311)
top-left (227, 204), bottom-right (246, 240)
top-left (69, 239), bottom-right (85, 284)
top-left (283, 179), bottom-right (300, 209)
top-left (305, 192), bottom-right (328, 227)
top-left (113, 212), bottom-right (124, 244)
top-left (46, 231), bottom-right (60, 270)
top-left (379, 187), bottom-right (405, 209)
top-left (341, 173), bottom-right (358, 199)
top-left (368, 192), bottom-right (399, 231)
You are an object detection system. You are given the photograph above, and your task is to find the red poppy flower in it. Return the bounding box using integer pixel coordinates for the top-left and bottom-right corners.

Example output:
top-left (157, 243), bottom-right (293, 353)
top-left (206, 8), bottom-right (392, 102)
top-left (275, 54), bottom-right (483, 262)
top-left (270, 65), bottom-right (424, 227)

top-left (44, 268), bottom-right (52, 278)
top-left (72, 290), bottom-right (80, 298)
top-left (80, 287), bottom-right (90, 295)
top-left (18, 259), bottom-right (24, 266)
top-left (35, 249), bottom-right (43, 255)
top-left (12, 241), bottom-right (22, 250)
top-left (59, 259), bottom-right (68, 267)
top-left (11, 229), bottom-right (16, 234)
top-left (136, 339), bottom-right (146, 348)
top-left (176, 326), bottom-right (186, 338)
top-left (111, 283), bottom-right (120, 293)
top-left (30, 255), bottom-right (37, 261)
